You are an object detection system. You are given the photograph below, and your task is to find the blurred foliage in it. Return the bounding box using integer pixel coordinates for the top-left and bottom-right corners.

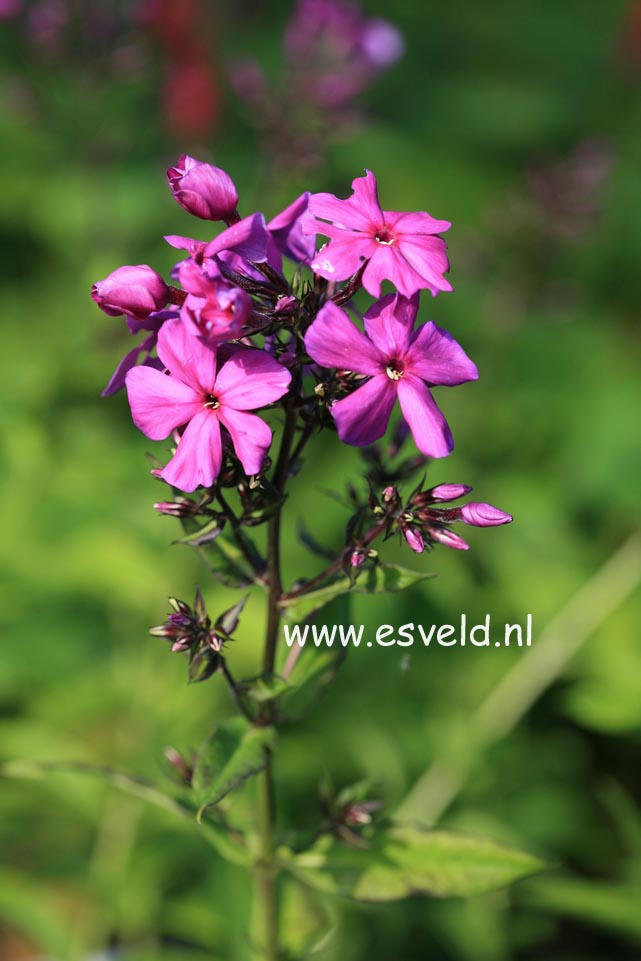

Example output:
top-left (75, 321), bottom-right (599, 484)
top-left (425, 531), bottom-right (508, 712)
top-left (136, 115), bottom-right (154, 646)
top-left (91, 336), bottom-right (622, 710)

top-left (1, 0), bottom-right (641, 958)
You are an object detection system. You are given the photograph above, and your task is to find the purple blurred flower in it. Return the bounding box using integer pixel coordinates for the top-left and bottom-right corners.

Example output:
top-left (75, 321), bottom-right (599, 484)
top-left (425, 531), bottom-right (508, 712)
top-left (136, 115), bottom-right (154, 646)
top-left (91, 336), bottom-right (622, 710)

top-left (125, 318), bottom-right (291, 491)
top-left (304, 170), bottom-right (452, 298)
top-left (91, 264), bottom-right (169, 321)
top-left (0, 0), bottom-right (21, 19)
top-left (305, 294), bottom-right (477, 457)
top-left (358, 18), bottom-right (404, 68)
top-left (167, 154), bottom-right (239, 222)
top-left (284, 0), bottom-right (403, 106)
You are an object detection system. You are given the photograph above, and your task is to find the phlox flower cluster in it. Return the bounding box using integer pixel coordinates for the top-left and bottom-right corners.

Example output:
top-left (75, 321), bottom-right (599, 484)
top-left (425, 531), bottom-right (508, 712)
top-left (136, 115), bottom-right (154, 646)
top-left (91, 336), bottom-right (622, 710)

top-left (92, 155), bottom-right (511, 551)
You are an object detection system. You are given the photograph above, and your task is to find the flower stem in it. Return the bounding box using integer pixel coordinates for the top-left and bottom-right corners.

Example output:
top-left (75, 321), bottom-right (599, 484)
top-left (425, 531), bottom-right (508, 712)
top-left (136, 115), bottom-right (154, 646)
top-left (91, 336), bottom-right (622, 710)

top-left (263, 405), bottom-right (298, 675)
top-left (251, 759), bottom-right (279, 961)
top-left (251, 403), bottom-right (298, 961)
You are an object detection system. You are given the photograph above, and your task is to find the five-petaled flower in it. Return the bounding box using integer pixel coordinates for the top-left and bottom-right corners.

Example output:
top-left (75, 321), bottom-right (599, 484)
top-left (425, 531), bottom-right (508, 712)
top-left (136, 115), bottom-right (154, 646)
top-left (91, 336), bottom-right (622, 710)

top-left (303, 170), bottom-right (452, 297)
top-left (305, 294), bottom-right (477, 457)
top-left (125, 318), bottom-right (291, 492)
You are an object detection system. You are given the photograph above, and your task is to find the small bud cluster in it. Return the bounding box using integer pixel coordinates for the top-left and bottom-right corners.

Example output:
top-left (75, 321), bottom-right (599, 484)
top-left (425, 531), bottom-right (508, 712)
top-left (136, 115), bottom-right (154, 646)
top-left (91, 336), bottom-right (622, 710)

top-left (150, 591), bottom-right (247, 683)
top-left (369, 482), bottom-right (512, 555)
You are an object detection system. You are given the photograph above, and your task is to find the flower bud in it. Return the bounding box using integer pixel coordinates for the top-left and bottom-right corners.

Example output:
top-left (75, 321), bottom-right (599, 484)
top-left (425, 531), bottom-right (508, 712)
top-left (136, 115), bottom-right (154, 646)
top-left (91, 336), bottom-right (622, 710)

top-left (425, 484), bottom-right (472, 503)
top-left (429, 527), bottom-right (469, 551)
top-left (460, 503), bottom-right (513, 527)
top-left (167, 154), bottom-right (239, 222)
top-left (403, 526), bottom-right (425, 554)
top-left (381, 485), bottom-right (399, 504)
top-left (350, 548), bottom-right (367, 568)
top-left (91, 265), bottom-right (169, 321)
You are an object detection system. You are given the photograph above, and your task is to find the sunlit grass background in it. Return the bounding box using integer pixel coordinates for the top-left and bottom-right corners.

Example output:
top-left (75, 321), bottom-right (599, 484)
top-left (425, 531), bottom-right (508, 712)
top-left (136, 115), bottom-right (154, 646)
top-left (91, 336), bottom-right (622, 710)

top-left (1, 0), bottom-right (641, 958)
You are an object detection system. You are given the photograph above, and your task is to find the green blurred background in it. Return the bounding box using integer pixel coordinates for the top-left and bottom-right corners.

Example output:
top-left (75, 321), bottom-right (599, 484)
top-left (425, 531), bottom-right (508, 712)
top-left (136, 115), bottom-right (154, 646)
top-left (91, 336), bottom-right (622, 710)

top-left (1, 0), bottom-right (641, 958)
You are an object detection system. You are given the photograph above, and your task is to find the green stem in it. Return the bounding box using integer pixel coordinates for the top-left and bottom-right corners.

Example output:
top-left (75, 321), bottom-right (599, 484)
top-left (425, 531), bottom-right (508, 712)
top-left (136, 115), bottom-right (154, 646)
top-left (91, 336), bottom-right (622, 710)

top-left (252, 760), bottom-right (279, 961)
top-left (251, 403), bottom-right (298, 961)
top-left (263, 405), bottom-right (298, 675)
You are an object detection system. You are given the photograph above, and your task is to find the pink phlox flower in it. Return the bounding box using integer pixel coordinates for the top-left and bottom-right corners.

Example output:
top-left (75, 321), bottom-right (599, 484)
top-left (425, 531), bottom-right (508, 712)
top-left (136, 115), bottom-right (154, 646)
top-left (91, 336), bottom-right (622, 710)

top-left (125, 319), bottom-right (291, 492)
top-left (304, 294), bottom-right (477, 457)
top-left (178, 259), bottom-right (252, 344)
top-left (303, 170), bottom-right (452, 298)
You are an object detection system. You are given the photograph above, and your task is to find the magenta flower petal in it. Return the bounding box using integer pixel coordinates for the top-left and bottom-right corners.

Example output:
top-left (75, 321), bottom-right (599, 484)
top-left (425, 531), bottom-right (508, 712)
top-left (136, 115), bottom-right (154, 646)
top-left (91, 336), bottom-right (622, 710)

top-left (396, 375), bottom-right (453, 457)
top-left (156, 319), bottom-right (218, 394)
top-left (304, 301), bottom-right (383, 375)
top-left (203, 213), bottom-right (269, 263)
top-left (406, 322), bottom-right (478, 386)
top-left (310, 235), bottom-right (373, 282)
top-left (218, 407), bottom-right (272, 476)
top-left (461, 503), bottom-right (513, 527)
top-left (268, 192), bottom-right (317, 263)
top-left (331, 374), bottom-right (397, 446)
top-left (389, 210), bottom-right (452, 236)
top-left (161, 409), bottom-right (223, 492)
top-left (363, 293), bottom-right (416, 357)
top-left (214, 349), bottom-right (291, 409)
top-left (396, 237), bottom-right (453, 296)
top-left (362, 244), bottom-right (426, 298)
top-left (125, 366), bottom-right (202, 440)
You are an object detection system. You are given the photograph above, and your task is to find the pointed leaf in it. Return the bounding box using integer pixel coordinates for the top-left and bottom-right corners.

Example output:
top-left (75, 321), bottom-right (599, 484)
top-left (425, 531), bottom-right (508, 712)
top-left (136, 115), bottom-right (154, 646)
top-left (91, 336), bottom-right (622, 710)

top-left (284, 824), bottom-right (545, 901)
top-left (280, 564), bottom-right (435, 623)
top-left (216, 593), bottom-right (249, 635)
top-left (178, 520), bottom-right (263, 587)
top-left (280, 645), bottom-right (346, 719)
top-left (192, 717), bottom-right (276, 816)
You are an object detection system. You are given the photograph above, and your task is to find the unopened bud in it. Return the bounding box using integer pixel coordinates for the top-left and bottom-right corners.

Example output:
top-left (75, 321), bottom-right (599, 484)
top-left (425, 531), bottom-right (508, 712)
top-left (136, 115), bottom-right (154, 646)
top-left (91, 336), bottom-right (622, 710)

top-left (403, 526), bottom-right (425, 554)
top-left (350, 548), bottom-right (367, 568)
top-left (460, 502), bottom-right (513, 527)
top-left (167, 154), bottom-right (239, 222)
top-left (429, 527), bottom-right (469, 551)
top-left (91, 264), bottom-right (169, 321)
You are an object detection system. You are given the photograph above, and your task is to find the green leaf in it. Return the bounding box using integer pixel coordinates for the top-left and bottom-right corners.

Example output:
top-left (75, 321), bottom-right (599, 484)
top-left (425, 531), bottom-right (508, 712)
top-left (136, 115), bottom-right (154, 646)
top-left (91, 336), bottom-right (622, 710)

top-left (280, 564), bottom-right (435, 624)
top-left (524, 875), bottom-right (641, 942)
top-left (175, 517), bottom-right (223, 547)
top-left (279, 645), bottom-right (346, 720)
top-left (283, 825), bottom-right (544, 901)
top-left (245, 674), bottom-right (291, 704)
top-left (192, 717), bottom-right (275, 817)
top-left (0, 759), bottom-right (188, 818)
top-left (177, 524), bottom-right (261, 588)
top-left (198, 818), bottom-right (250, 868)
top-left (281, 879), bottom-right (338, 958)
